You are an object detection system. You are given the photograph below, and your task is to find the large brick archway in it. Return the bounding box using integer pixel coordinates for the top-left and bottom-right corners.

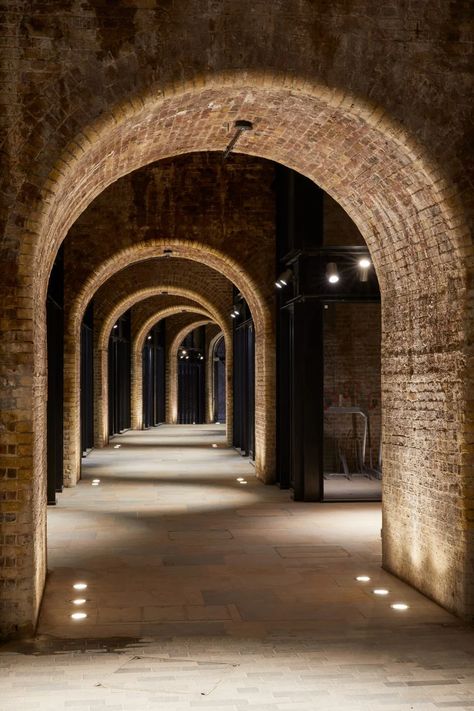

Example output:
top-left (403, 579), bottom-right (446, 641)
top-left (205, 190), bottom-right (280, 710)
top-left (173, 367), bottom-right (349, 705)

top-left (1, 74), bottom-right (472, 636)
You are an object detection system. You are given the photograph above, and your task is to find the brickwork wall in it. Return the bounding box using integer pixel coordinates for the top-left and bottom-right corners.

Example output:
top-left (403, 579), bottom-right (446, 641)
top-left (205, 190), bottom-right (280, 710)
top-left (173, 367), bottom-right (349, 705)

top-left (323, 302), bottom-right (382, 474)
top-left (0, 0), bottom-right (472, 636)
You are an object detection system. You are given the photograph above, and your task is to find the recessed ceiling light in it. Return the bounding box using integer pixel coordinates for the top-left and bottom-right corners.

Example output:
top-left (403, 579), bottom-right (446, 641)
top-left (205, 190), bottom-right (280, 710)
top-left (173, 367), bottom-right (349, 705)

top-left (73, 582), bottom-right (87, 591)
top-left (373, 588), bottom-right (389, 596)
top-left (391, 602), bottom-right (409, 610)
top-left (356, 576), bottom-right (371, 582)
top-left (72, 598), bottom-right (86, 605)
top-left (71, 612), bottom-right (87, 620)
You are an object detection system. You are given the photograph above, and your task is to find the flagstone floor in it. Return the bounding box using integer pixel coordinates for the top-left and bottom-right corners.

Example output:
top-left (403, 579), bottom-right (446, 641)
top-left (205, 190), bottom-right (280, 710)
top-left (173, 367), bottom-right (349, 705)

top-left (1, 425), bottom-right (473, 710)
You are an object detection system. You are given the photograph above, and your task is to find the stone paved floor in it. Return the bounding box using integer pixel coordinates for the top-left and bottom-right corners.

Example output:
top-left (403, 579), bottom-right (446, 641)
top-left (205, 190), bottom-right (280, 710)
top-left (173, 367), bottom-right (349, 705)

top-left (1, 424), bottom-right (474, 710)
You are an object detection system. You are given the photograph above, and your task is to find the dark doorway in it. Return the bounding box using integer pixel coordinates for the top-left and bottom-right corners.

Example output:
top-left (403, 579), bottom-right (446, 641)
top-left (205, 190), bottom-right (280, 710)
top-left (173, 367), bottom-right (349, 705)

top-left (142, 321), bottom-right (166, 428)
top-left (178, 326), bottom-right (206, 424)
top-left (108, 310), bottom-right (131, 437)
top-left (213, 336), bottom-right (226, 423)
top-left (46, 246), bottom-right (64, 505)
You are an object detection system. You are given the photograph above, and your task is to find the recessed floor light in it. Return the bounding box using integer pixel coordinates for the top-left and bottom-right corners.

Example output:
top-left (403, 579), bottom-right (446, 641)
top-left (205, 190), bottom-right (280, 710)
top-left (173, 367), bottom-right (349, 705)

top-left (239, 481), bottom-right (248, 485)
top-left (391, 603), bottom-right (409, 610)
top-left (92, 479), bottom-right (100, 484)
top-left (91, 481), bottom-right (99, 486)
top-left (212, 444), bottom-right (218, 448)
top-left (237, 477), bottom-right (244, 482)
top-left (72, 598), bottom-right (86, 605)
top-left (373, 588), bottom-right (389, 596)
top-left (71, 612), bottom-right (87, 620)
top-left (356, 576), bottom-right (371, 582)
top-left (114, 444), bottom-right (121, 449)
top-left (73, 582), bottom-right (87, 591)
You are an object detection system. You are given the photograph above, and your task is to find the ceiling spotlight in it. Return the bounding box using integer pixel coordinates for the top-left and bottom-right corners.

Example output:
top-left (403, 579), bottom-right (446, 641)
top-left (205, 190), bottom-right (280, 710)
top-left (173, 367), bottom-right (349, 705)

top-left (233, 305), bottom-right (241, 316)
top-left (113, 324), bottom-right (118, 329)
top-left (359, 257), bottom-right (371, 269)
top-left (326, 262), bottom-right (340, 284)
top-left (185, 356), bottom-right (189, 360)
top-left (147, 335), bottom-right (152, 340)
top-left (275, 268), bottom-right (293, 289)
top-left (163, 248), bottom-right (173, 256)
top-left (182, 350), bottom-right (187, 355)
top-left (230, 313), bottom-right (236, 318)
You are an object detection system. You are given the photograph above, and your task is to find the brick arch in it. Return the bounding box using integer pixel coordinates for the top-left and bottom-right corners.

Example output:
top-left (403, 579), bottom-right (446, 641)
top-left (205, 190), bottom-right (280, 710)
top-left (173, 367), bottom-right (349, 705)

top-left (206, 331), bottom-right (225, 425)
top-left (168, 319), bottom-right (225, 430)
top-left (131, 305), bottom-right (214, 432)
top-left (93, 287), bottom-right (229, 472)
top-left (2, 74), bottom-right (473, 634)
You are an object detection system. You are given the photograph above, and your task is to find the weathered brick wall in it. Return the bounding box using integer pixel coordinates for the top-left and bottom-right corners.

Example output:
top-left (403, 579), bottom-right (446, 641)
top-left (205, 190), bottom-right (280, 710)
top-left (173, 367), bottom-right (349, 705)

top-left (0, 0), bottom-right (472, 637)
top-left (323, 302), bottom-right (381, 474)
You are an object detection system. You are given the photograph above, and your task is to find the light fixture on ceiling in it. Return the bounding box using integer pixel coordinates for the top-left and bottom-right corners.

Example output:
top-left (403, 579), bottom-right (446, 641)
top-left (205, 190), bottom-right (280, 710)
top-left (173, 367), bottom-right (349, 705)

top-left (275, 268), bottom-right (293, 289)
top-left (223, 119), bottom-right (253, 160)
top-left (358, 256), bottom-right (371, 282)
top-left (163, 248), bottom-right (173, 257)
top-left (326, 262), bottom-right (340, 284)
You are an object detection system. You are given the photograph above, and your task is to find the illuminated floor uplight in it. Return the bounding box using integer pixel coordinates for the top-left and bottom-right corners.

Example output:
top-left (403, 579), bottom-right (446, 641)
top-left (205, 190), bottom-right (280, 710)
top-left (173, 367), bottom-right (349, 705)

top-left (114, 444), bottom-right (121, 449)
top-left (212, 444), bottom-right (218, 448)
top-left (71, 612), bottom-right (87, 621)
top-left (237, 477), bottom-right (244, 482)
top-left (92, 479), bottom-right (100, 483)
top-left (73, 582), bottom-right (87, 591)
top-left (239, 480), bottom-right (248, 485)
top-left (91, 481), bottom-right (100, 486)
top-left (72, 598), bottom-right (86, 605)
top-left (356, 576), bottom-right (371, 582)
top-left (373, 588), bottom-right (389, 596)
top-left (391, 603), bottom-right (409, 611)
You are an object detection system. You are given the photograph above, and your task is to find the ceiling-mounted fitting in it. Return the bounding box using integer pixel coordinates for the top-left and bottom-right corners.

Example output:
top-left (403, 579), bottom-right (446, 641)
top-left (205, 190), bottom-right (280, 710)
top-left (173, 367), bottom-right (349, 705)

top-left (326, 262), bottom-right (340, 284)
top-left (358, 256), bottom-right (371, 282)
top-left (275, 268), bottom-right (293, 289)
top-left (223, 119), bottom-right (253, 161)
top-left (163, 248), bottom-right (173, 256)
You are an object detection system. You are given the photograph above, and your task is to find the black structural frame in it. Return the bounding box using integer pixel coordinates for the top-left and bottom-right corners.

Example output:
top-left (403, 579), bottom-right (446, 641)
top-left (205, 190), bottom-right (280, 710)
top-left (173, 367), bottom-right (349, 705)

top-left (213, 335), bottom-right (226, 423)
top-left (232, 293), bottom-right (255, 459)
top-left (275, 165), bottom-right (380, 501)
top-left (46, 245), bottom-right (64, 505)
top-left (178, 326), bottom-right (206, 424)
top-left (108, 310), bottom-right (132, 437)
top-left (142, 320), bottom-right (166, 428)
top-left (80, 300), bottom-right (94, 456)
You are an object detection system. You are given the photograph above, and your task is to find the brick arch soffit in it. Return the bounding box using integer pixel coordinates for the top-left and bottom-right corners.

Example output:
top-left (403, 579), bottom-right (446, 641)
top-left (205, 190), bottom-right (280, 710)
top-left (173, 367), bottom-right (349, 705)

top-left (134, 305), bottom-right (215, 356)
top-left (100, 286), bottom-right (229, 352)
top-left (170, 320), bottom-right (218, 361)
top-left (31, 72), bottom-right (469, 304)
top-left (72, 239), bottom-right (266, 344)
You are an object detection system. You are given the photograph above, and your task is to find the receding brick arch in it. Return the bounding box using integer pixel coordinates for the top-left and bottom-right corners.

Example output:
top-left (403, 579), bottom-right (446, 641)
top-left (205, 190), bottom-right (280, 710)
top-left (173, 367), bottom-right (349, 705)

top-left (167, 319), bottom-right (223, 429)
top-left (95, 287), bottom-right (229, 475)
top-left (206, 331), bottom-right (225, 425)
top-left (131, 305), bottom-right (214, 431)
top-left (2, 74), bottom-right (473, 635)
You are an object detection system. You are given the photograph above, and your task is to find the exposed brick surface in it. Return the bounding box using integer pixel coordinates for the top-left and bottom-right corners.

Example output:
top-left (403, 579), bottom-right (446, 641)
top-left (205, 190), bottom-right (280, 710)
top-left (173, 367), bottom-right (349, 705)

top-left (0, 0), bottom-right (472, 637)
